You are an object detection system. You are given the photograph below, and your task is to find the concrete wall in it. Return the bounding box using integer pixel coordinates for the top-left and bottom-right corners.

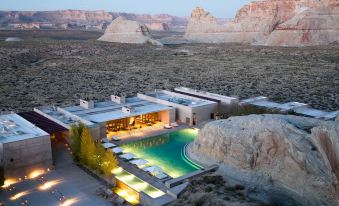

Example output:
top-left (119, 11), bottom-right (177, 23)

top-left (191, 103), bottom-right (218, 125)
top-left (88, 123), bottom-right (106, 140)
top-left (138, 93), bottom-right (218, 126)
top-left (1, 135), bottom-right (52, 179)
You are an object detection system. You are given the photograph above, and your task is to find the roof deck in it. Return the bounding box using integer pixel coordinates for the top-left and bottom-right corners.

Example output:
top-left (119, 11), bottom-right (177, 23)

top-left (141, 90), bottom-right (215, 108)
top-left (241, 96), bottom-right (339, 120)
top-left (0, 113), bottom-right (49, 143)
top-left (174, 87), bottom-right (238, 104)
top-left (61, 97), bottom-right (171, 124)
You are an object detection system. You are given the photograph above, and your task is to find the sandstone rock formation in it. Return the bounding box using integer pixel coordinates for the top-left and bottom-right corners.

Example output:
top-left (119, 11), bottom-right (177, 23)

top-left (185, 1), bottom-right (339, 46)
top-left (98, 16), bottom-right (162, 45)
top-left (0, 10), bottom-right (187, 31)
top-left (145, 22), bottom-right (169, 31)
top-left (190, 114), bottom-right (339, 205)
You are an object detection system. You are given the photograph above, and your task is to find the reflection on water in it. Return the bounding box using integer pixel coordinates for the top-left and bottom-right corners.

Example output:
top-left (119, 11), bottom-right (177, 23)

top-left (121, 129), bottom-right (199, 178)
top-left (124, 134), bottom-right (170, 150)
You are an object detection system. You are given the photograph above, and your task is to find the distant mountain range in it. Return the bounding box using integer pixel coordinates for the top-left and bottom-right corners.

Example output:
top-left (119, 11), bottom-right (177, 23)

top-left (0, 10), bottom-right (187, 31)
top-left (0, 10), bottom-right (232, 32)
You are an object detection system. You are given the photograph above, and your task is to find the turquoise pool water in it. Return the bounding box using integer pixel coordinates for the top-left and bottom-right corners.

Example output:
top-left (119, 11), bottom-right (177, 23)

top-left (121, 129), bottom-right (202, 178)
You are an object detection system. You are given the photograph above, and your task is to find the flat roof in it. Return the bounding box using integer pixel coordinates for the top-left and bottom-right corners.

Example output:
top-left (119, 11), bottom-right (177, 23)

top-left (35, 106), bottom-right (79, 128)
top-left (174, 87), bottom-right (238, 104)
top-left (62, 97), bottom-right (171, 124)
top-left (144, 90), bottom-right (215, 107)
top-left (0, 113), bottom-right (49, 143)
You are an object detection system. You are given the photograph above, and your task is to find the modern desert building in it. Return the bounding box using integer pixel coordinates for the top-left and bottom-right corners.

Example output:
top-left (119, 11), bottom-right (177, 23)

top-left (0, 113), bottom-right (52, 179)
top-left (35, 95), bottom-right (176, 140)
top-left (138, 90), bottom-right (218, 126)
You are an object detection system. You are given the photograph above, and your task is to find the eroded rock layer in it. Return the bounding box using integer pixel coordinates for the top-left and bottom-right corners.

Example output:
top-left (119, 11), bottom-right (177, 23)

top-left (185, 0), bottom-right (339, 46)
top-left (191, 114), bottom-right (339, 205)
top-left (98, 16), bottom-right (161, 45)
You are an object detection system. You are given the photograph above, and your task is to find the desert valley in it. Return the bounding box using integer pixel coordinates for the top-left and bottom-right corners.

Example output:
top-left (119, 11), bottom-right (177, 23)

top-left (0, 0), bottom-right (338, 206)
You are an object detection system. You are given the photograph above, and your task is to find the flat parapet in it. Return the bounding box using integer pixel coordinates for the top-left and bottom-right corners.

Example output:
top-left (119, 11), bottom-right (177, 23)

top-left (240, 96), bottom-right (268, 105)
top-left (294, 107), bottom-right (339, 120)
top-left (174, 87), bottom-right (238, 104)
top-left (165, 164), bottom-right (218, 188)
top-left (320, 110), bottom-right (339, 120)
top-left (276, 102), bottom-right (308, 112)
top-left (0, 113), bottom-right (49, 143)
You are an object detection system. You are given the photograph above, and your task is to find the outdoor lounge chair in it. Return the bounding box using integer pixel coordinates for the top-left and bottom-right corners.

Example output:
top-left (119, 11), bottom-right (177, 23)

top-left (102, 142), bottom-right (116, 149)
top-left (130, 159), bottom-right (149, 167)
top-left (163, 124), bottom-right (172, 129)
top-left (171, 122), bottom-right (179, 127)
top-left (111, 136), bottom-right (121, 141)
top-left (111, 147), bottom-right (123, 154)
top-left (154, 172), bottom-right (168, 180)
top-left (119, 153), bottom-right (135, 160)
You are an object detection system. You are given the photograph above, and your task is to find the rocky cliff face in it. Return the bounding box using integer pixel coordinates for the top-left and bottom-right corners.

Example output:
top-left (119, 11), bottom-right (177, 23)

top-left (191, 114), bottom-right (339, 205)
top-left (98, 16), bottom-right (162, 45)
top-left (0, 10), bottom-right (187, 31)
top-left (185, 1), bottom-right (339, 46)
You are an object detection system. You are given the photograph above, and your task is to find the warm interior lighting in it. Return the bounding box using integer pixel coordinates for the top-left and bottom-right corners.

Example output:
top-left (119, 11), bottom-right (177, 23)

top-left (112, 167), bottom-right (123, 175)
top-left (38, 179), bottom-right (62, 191)
top-left (133, 182), bottom-right (148, 191)
top-left (60, 198), bottom-right (78, 206)
top-left (2, 178), bottom-right (18, 188)
top-left (9, 190), bottom-right (30, 200)
top-left (28, 169), bottom-right (45, 179)
top-left (114, 188), bottom-right (139, 205)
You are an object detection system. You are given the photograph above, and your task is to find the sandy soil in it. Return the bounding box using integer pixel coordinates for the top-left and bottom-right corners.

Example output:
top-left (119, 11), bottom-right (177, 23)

top-left (0, 31), bottom-right (338, 112)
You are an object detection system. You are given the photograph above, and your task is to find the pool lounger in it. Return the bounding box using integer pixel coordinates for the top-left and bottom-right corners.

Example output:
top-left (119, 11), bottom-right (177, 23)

top-left (112, 136), bottom-right (121, 141)
top-left (130, 159), bottom-right (149, 166)
top-left (102, 142), bottom-right (116, 149)
top-left (163, 124), bottom-right (172, 129)
top-left (101, 138), bottom-right (110, 143)
top-left (119, 153), bottom-right (136, 160)
top-left (154, 172), bottom-right (168, 180)
top-left (112, 147), bottom-right (123, 154)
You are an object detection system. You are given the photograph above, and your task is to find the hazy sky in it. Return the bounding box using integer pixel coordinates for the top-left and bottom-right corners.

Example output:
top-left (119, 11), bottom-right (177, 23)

top-left (0, 0), bottom-right (253, 18)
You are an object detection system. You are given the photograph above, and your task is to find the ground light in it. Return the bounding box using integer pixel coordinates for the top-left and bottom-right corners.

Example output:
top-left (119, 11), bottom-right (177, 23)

top-left (1, 178), bottom-right (18, 188)
top-left (38, 179), bottom-right (62, 191)
top-left (9, 190), bottom-right (30, 200)
top-left (28, 169), bottom-right (45, 179)
top-left (60, 198), bottom-right (78, 206)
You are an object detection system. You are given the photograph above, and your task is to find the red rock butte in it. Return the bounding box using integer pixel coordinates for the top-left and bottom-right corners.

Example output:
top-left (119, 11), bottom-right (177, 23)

top-left (185, 0), bottom-right (339, 46)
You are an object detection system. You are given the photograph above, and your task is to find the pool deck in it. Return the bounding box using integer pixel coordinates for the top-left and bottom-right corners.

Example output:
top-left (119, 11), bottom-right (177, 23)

top-left (115, 123), bottom-right (188, 146)
top-left (117, 157), bottom-right (169, 192)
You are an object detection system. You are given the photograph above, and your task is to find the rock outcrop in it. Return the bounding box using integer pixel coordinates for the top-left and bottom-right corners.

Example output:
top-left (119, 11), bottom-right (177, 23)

top-left (98, 16), bottom-right (162, 45)
top-left (191, 114), bottom-right (339, 205)
top-left (145, 22), bottom-right (169, 31)
top-left (185, 1), bottom-right (339, 46)
top-left (0, 10), bottom-right (187, 31)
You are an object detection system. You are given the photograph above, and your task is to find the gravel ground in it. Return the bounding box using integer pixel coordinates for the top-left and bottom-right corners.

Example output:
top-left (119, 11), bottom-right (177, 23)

top-left (0, 32), bottom-right (338, 112)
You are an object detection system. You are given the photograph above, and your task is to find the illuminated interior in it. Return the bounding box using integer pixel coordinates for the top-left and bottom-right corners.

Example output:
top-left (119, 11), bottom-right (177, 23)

top-left (112, 167), bottom-right (165, 204)
top-left (106, 112), bottom-right (164, 138)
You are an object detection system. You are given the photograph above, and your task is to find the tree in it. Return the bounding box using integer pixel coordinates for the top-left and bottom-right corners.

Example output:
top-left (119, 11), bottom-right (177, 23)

top-left (79, 128), bottom-right (96, 169)
top-left (95, 144), bottom-right (106, 172)
top-left (101, 149), bottom-right (118, 177)
top-left (70, 123), bottom-right (85, 162)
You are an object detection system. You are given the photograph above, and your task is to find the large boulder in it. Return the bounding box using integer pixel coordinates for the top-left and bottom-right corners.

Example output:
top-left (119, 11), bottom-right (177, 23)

top-left (185, 0), bottom-right (339, 46)
top-left (98, 16), bottom-right (162, 45)
top-left (190, 114), bottom-right (339, 205)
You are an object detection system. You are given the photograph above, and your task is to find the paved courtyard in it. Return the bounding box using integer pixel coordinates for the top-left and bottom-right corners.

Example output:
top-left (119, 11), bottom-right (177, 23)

top-left (0, 139), bottom-right (111, 206)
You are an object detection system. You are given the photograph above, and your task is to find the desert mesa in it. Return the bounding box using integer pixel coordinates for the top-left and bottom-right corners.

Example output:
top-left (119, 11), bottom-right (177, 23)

top-left (185, 0), bottom-right (339, 46)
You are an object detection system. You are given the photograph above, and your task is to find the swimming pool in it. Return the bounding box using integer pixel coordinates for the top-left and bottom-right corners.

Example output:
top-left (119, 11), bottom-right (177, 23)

top-left (121, 128), bottom-right (202, 178)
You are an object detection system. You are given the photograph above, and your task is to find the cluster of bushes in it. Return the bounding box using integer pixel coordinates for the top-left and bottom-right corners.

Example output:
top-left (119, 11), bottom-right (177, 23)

top-left (70, 123), bottom-right (118, 177)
